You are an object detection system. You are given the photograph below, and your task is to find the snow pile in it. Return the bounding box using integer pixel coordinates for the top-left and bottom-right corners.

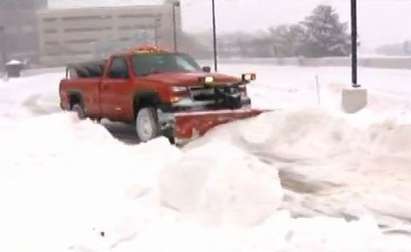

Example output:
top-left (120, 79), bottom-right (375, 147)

top-left (188, 108), bottom-right (366, 159)
top-left (0, 113), bottom-right (181, 252)
top-left (160, 141), bottom-right (283, 226)
top-left (0, 72), bottom-right (63, 121)
top-left (187, 108), bottom-right (411, 231)
top-left (1, 111), bottom-right (410, 252)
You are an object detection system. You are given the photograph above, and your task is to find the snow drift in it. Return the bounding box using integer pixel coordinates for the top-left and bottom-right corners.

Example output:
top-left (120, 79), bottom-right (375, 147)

top-left (187, 108), bottom-right (411, 229)
top-left (160, 140), bottom-right (283, 227)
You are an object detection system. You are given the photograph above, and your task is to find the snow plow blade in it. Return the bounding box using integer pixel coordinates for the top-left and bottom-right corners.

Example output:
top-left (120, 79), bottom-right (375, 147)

top-left (174, 109), bottom-right (265, 140)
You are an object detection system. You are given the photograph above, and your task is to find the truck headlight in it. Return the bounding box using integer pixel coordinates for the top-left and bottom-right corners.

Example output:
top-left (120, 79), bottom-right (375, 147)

top-left (170, 86), bottom-right (190, 103)
top-left (171, 86), bottom-right (188, 93)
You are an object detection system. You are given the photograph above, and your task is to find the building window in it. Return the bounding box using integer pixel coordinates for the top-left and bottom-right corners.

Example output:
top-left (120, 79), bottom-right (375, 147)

top-left (64, 27), bottom-right (112, 33)
top-left (44, 29), bottom-right (58, 34)
top-left (43, 17), bottom-right (58, 22)
top-left (62, 15), bottom-right (112, 21)
top-left (65, 39), bottom-right (97, 44)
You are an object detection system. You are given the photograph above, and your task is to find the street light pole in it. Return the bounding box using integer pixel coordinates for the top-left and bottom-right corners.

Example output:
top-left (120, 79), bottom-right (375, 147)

top-left (0, 26), bottom-right (6, 70)
top-left (154, 18), bottom-right (159, 47)
top-left (172, 1), bottom-right (180, 52)
top-left (212, 0), bottom-right (218, 72)
top-left (342, 0), bottom-right (367, 114)
top-left (351, 0), bottom-right (360, 88)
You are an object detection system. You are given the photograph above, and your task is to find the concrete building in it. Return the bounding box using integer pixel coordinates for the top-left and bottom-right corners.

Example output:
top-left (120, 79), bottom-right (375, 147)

top-left (37, 3), bottom-right (182, 66)
top-left (0, 0), bottom-right (48, 66)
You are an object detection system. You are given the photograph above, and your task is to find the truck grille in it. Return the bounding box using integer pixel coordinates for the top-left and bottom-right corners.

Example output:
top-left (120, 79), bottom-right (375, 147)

top-left (189, 85), bottom-right (243, 109)
top-left (189, 86), bottom-right (240, 101)
top-left (190, 86), bottom-right (215, 101)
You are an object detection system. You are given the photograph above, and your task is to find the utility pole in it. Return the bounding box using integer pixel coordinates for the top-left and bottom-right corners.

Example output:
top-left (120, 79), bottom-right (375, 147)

top-left (171, 1), bottom-right (180, 52)
top-left (0, 26), bottom-right (6, 70)
top-left (212, 0), bottom-right (218, 72)
top-left (351, 0), bottom-right (360, 88)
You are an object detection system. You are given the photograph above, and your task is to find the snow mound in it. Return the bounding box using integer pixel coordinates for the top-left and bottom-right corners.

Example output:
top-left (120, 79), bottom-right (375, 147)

top-left (187, 108), bottom-right (411, 230)
top-left (0, 72), bottom-right (63, 120)
top-left (160, 140), bottom-right (283, 226)
top-left (187, 108), bottom-right (364, 160)
top-left (0, 113), bottom-right (181, 252)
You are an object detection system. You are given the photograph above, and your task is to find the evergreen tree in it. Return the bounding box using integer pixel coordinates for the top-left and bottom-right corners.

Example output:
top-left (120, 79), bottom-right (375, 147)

top-left (269, 24), bottom-right (305, 57)
top-left (300, 5), bottom-right (350, 57)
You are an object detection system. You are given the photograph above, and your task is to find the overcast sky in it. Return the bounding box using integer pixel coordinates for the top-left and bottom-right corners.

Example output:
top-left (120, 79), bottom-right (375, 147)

top-left (50, 0), bottom-right (411, 50)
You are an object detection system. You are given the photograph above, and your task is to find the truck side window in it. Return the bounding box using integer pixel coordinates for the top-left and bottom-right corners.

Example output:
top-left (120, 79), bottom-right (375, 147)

top-left (109, 57), bottom-right (129, 79)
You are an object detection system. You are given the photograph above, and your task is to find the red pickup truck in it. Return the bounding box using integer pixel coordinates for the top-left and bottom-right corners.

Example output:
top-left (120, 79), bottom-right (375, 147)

top-left (59, 46), bottom-right (262, 142)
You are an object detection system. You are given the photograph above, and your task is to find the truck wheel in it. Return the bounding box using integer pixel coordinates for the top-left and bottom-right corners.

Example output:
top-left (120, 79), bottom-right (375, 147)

top-left (136, 107), bottom-right (160, 142)
top-left (72, 104), bottom-right (86, 119)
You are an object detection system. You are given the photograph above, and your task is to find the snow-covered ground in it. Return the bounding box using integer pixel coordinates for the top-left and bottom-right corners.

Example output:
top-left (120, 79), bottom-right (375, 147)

top-left (1, 65), bottom-right (411, 251)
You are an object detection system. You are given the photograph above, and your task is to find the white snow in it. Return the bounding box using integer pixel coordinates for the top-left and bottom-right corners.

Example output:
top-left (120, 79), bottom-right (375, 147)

top-left (160, 140), bottom-right (284, 227)
top-left (1, 65), bottom-right (411, 251)
top-left (6, 59), bottom-right (23, 65)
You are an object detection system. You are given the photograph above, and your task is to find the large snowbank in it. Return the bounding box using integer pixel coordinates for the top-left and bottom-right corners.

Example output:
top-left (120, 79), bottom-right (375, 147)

top-left (1, 112), bottom-right (410, 252)
top-left (1, 112), bottom-right (284, 250)
top-left (0, 72), bottom-right (63, 121)
top-left (1, 65), bottom-right (411, 251)
top-left (160, 140), bottom-right (283, 227)
top-left (187, 108), bottom-right (411, 230)
top-left (0, 114), bottom-right (181, 252)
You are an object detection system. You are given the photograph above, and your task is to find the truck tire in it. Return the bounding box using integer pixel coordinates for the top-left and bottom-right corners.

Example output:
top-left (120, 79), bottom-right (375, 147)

top-left (136, 107), bottom-right (160, 142)
top-left (72, 104), bottom-right (86, 120)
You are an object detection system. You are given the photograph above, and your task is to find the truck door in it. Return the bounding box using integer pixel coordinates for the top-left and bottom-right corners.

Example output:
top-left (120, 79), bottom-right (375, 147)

top-left (100, 56), bottom-right (132, 121)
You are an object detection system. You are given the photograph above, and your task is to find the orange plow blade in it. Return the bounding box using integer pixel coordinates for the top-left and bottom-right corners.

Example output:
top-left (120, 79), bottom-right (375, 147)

top-left (174, 109), bottom-right (265, 140)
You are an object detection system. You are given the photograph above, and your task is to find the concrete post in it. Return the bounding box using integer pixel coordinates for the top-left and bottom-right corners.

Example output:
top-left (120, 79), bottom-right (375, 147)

top-left (342, 88), bottom-right (368, 113)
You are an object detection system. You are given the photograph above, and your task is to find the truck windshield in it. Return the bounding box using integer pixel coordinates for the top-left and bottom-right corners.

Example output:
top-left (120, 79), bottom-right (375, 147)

top-left (132, 53), bottom-right (202, 76)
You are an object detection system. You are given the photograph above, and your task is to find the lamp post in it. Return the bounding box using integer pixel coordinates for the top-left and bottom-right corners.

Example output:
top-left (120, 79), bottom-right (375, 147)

top-left (342, 0), bottom-right (367, 114)
top-left (154, 17), bottom-right (160, 47)
top-left (212, 0), bottom-right (218, 72)
top-left (351, 0), bottom-right (360, 88)
top-left (0, 26), bottom-right (6, 69)
top-left (171, 1), bottom-right (180, 52)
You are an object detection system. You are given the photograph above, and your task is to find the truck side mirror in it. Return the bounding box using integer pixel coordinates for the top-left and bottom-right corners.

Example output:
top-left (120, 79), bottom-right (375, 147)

top-left (202, 66), bottom-right (211, 73)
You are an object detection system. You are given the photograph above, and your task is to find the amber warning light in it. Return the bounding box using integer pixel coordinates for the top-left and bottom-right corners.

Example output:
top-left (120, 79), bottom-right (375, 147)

top-left (199, 76), bottom-right (215, 85)
top-left (242, 73), bottom-right (256, 82)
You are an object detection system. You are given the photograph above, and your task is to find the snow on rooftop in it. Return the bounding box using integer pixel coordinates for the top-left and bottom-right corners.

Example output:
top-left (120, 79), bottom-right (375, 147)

top-left (6, 60), bottom-right (23, 65)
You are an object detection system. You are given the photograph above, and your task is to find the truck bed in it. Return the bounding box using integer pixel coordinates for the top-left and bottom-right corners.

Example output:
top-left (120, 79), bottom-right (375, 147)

top-left (67, 60), bottom-right (106, 79)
